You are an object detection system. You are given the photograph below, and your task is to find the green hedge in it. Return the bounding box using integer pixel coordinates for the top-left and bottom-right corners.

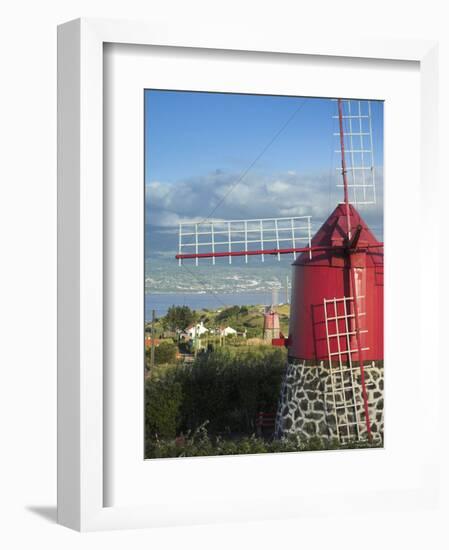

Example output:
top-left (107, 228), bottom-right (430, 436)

top-left (145, 375), bottom-right (183, 439)
top-left (145, 423), bottom-right (381, 459)
top-left (144, 346), bottom-right (286, 442)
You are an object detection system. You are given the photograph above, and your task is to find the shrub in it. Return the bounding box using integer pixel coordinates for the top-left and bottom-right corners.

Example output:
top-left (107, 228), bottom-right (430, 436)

top-left (154, 341), bottom-right (177, 365)
top-left (163, 305), bottom-right (197, 332)
top-left (145, 374), bottom-right (183, 439)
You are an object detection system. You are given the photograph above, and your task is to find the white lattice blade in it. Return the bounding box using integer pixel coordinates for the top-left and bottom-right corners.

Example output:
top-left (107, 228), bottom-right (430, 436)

top-left (323, 294), bottom-right (372, 442)
top-left (334, 99), bottom-right (377, 206)
top-left (177, 215), bottom-right (312, 264)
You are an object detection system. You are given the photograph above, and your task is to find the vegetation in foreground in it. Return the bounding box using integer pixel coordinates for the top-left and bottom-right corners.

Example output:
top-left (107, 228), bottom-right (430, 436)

top-left (146, 422), bottom-right (382, 459)
top-left (144, 344), bottom-right (382, 459)
top-left (145, 346), bottom-right (286, 440)
top-left (144, 304), bottom-right (382, 459)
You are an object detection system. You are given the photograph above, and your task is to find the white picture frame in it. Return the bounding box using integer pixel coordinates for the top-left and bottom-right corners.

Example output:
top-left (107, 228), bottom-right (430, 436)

top-left (57, 17), bottom-right (442, 531)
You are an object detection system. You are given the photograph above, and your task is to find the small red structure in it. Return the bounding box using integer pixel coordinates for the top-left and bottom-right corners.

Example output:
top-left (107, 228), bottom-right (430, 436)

top-left (255, 411), bottom-right (277, 436)
top-left (288, 203), bottom-right (383, 362)
top-left (263, 309), bottom-right (280, 341)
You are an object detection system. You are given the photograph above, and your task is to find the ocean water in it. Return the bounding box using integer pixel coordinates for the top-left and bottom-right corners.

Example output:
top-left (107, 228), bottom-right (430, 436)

top-left (145, 291), bottom-right (278, 319)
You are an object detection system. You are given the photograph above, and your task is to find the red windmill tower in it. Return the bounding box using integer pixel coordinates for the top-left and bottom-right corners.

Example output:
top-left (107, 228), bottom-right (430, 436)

top-left (176, 98), bottom-right (384, 443)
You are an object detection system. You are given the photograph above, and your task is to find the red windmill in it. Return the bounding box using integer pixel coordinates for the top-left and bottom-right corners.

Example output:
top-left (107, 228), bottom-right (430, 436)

top-left (176, 98), bottom-right (384, 443)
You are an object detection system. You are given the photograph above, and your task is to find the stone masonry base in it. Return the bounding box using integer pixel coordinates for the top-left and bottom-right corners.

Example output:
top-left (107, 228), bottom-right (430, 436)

top-left (275, 359), bottom-right (384, 443)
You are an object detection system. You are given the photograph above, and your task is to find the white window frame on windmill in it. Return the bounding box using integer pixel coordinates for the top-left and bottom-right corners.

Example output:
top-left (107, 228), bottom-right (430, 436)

top-left (177, 215), bottom-right (313, 265)
top-left (333, 99), bottom-right (377, 206)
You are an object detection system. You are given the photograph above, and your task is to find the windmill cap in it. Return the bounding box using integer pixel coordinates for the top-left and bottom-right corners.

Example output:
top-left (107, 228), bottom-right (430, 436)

top-left (294, 203), bottom-right (383, 266)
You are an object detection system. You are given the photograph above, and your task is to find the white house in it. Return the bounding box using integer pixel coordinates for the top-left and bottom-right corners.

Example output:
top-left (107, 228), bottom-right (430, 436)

top-left (186, 321), bottom-right (209, 338)
top-left (219, 326), bottom-right (237, 337)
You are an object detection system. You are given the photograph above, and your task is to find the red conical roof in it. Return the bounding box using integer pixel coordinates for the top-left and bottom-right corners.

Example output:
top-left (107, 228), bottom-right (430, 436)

top-left (294, 203), bottom-right (383, 267)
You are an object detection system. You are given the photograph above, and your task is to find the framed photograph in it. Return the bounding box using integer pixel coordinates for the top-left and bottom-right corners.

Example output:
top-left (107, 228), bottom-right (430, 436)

top-left (58, 18), bottom-right (441, 531)
top-left (143, 90), bottom-right (385, 457)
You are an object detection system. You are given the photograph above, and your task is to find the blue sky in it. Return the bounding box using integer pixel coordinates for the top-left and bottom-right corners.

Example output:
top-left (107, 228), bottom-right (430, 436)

top-left (144, 91), bottom-right (384, 263)
top-left (145, 91), bottom-right (383, 183)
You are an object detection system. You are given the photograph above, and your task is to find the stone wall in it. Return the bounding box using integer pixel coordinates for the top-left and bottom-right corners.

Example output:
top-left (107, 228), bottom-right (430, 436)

top-left (275, 359), bottom-right (384, 443)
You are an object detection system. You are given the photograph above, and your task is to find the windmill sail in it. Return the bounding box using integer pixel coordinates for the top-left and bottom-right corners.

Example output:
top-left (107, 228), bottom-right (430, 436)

top-left (323, 294), bottom-right (373, 442)
top-left (177, 216), bottom-right (312, 265)
top-left (333, 99), bottom-right (377, 206)
top-left (323, 98), bottom-right (377, 441)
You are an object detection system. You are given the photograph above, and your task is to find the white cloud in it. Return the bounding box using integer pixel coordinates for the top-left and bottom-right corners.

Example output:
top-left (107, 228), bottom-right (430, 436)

top-left (266, 180), bottom-right (290, 194)
top-left (146, 167), bottom-right (384, 241)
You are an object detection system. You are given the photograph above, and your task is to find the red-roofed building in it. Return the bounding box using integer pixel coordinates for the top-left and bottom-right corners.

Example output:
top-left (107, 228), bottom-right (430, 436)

top-left (145, 337), bottom-right (161, 348)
